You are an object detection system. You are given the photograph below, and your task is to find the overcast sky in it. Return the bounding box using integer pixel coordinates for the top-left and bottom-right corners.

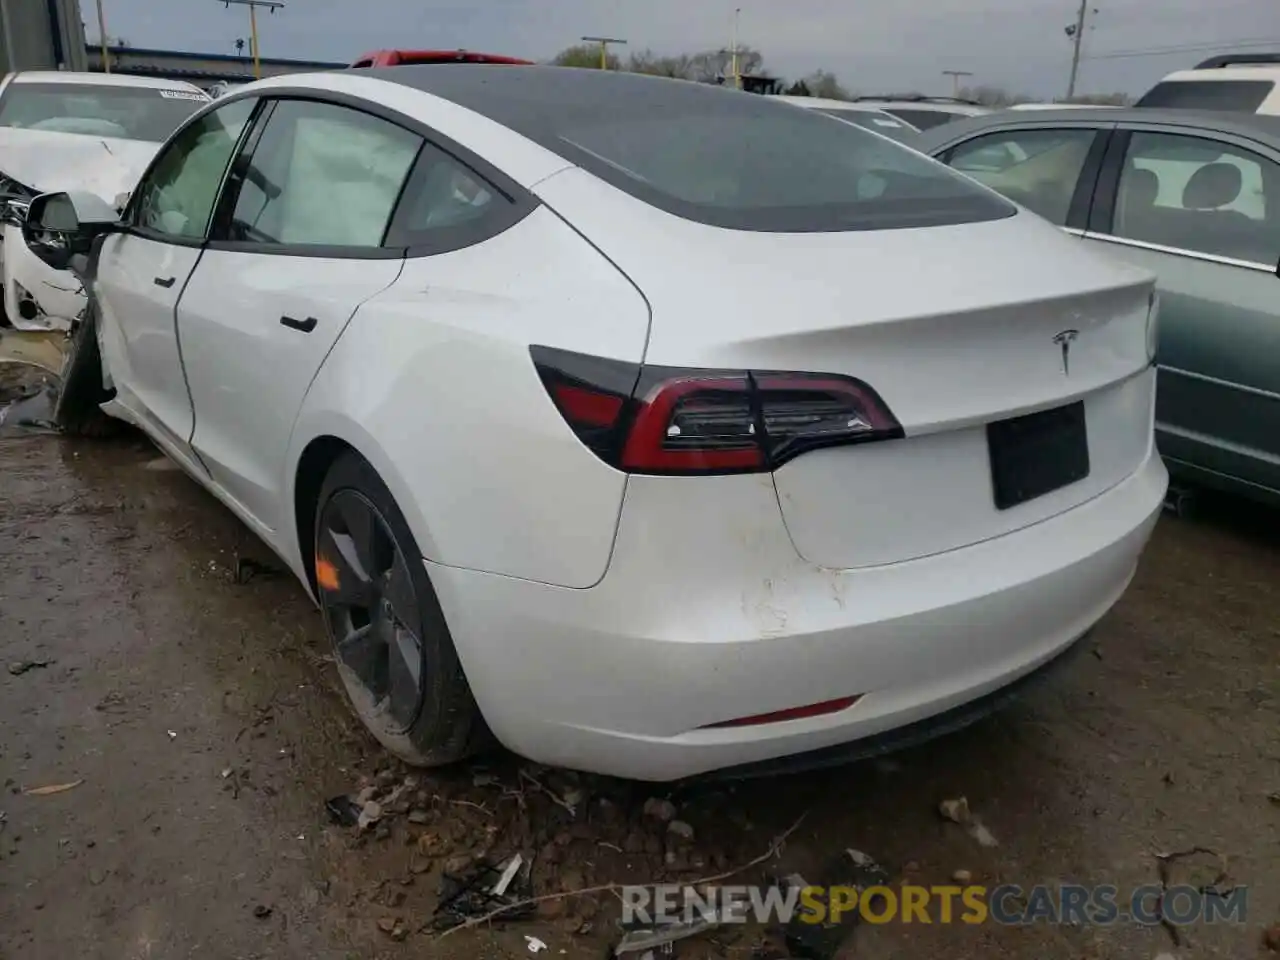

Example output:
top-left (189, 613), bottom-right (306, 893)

top-left (93, 0), bottom-right (1278, 98)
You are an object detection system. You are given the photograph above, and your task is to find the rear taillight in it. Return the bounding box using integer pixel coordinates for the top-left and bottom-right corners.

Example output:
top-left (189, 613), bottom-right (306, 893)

top-left (531, 346), bottom-right (902, 475)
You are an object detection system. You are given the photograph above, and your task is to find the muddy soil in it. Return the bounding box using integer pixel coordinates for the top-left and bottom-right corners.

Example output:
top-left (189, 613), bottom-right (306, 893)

top-left (1, 367), bottom-right (1278, 959)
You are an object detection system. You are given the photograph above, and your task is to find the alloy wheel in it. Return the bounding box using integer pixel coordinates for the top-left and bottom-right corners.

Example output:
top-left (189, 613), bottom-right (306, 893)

top-left (316, 489), bottom-right (425, 732)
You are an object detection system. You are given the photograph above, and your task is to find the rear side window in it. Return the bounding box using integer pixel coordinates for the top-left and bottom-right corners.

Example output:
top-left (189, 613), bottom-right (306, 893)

top-left (544, 97), bottom-right (1012, 232)
top-left (1136, 80), bottom-right (1273, 111)
top-left (947, 128), bottom-right (1098, 225)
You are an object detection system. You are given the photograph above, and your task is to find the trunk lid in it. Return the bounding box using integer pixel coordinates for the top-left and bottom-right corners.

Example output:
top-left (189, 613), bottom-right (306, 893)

top-left (535, 168), bottom-right (1158, 568)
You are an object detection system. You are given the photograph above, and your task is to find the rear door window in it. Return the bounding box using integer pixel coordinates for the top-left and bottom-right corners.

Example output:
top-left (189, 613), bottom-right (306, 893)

top-left (1135, 80), bottom-right (1273, 111)
top-left (225, 98), bottom-right (422, 248)
top-left (1110, 131), bottom-right (1279, 266)
top-left (947, 128), bottom-right (1100, 225)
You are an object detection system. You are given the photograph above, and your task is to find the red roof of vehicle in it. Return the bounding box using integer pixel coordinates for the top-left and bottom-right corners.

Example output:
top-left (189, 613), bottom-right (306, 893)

top-left (350, 49), bottom-right (534, 68)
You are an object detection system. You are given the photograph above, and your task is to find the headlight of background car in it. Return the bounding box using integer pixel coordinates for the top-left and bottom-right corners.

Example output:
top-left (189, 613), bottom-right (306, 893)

top-left (1145, 289), bottom-right (1160, 365)
top-left (0, 174), bottom-right (37, 223)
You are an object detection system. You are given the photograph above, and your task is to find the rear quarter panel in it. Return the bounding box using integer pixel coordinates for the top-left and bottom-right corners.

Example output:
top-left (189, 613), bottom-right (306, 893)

top-left (285, 206), bottom-right (652, 589)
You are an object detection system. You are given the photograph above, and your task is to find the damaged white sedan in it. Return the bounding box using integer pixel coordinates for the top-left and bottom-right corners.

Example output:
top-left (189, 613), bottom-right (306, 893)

top-left (0, 71), bottom-right (209, 331)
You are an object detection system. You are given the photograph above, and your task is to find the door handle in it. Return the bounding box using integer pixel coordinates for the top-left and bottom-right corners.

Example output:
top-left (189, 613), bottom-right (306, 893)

top-left (153, 276), bottom-right (176, 288)
top-left (280, 315), bottom-right (318, 333)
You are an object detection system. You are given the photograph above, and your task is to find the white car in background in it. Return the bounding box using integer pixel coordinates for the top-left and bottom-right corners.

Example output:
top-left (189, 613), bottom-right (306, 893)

top-left (1136, 53), bottom-right (1280, 113)
top-left (1005, 102), bottom-right (1121, 111)
top-left (846, 95), bottom-right (991, 129)
top-left (24, 67), bottom-right (1165, 781)
top-left (0, 71), bottom-right (209, 330)
top-left (771, 95), bottom-right (921, 142)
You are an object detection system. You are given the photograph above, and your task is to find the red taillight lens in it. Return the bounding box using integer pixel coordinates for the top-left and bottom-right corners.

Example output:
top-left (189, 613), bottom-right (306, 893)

top-left (531, 346), bottom-right (902, 475)
top-left (622, 376), bottom-right (762, 472)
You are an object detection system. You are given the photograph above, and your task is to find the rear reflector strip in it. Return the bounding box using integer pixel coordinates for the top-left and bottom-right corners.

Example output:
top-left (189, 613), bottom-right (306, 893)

top-left (701, 695), bottom-right (862, 729)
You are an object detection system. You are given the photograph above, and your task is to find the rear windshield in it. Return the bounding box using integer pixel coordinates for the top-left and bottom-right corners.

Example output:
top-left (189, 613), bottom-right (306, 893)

top-left (542, 93), bottom-right (1012, 231)
top-left (0, 82), bottom-right (208, 141)
top-left (814, 108), bottom-right (918, 143)
top-left (1136, 79), bottom-right (1273, 111)
top-left (881, 107), bottom-right (965, 130)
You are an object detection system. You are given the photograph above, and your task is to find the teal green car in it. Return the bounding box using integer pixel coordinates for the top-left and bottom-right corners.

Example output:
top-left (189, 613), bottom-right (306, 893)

top-left (918, 109), bottom-right (1280, 506)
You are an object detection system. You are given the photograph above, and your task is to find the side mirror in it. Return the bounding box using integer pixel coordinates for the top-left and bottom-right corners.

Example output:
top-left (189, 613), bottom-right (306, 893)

top-left (22, 190), bottom-right (120, 272)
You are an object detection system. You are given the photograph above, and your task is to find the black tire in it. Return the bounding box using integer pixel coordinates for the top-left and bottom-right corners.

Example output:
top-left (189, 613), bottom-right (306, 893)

top-left (314, 451), bottom-right (489, 766)
top-left (53, 302), bottom-right (120, 439)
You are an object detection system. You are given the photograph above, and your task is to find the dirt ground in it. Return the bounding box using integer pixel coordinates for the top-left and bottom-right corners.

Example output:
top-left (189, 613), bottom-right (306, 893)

top-left (2, 359), bottom-right (1279, 960)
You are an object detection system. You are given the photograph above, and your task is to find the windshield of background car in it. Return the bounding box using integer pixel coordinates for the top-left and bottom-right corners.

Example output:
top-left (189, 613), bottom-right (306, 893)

top-left (1136, 79), bottom-right (1273, 111)
top-left (0, 83), bottom-right (209, 141)
top-left (538, 91), bottom-right (1013, 231)
top-left (814, 108), bottom-right (918, 143)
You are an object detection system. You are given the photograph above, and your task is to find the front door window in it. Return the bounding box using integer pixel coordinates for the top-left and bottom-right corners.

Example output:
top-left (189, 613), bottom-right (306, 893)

top-left (131, 98), bottom-right (256, 240)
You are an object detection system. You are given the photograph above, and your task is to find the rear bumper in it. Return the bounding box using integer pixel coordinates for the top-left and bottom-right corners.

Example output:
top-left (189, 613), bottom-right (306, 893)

top-left (429, 450), bottom-right (1167, 782)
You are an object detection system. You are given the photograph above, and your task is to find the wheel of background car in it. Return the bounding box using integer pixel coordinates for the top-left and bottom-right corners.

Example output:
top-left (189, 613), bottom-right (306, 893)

top-left (314, 451), bottom-right (489, 766)
top-left (52, 301), bottom-right (120, 439)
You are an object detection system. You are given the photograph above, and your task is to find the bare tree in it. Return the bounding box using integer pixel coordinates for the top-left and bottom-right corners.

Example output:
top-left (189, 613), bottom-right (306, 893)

top-left (685, 45), bottom-right (765, 83)
top-left (800, 70), bottom-right (850, 100)
top-left (551, 44), bottom-right (620, 70)
top-left (627, 49), bottom-right (695, 79)
top-left (957, 85), bottom-right (1034, 106)
top-left (1065, 91), bottom-right (1133, 105)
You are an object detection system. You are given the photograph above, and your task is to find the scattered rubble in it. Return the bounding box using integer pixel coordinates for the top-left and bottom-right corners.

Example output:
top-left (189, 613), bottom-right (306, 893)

top-left (1262, 922), bottom-right (1280, 952)
top-left (643, 798), bottom-right (677, 822)
top-left (23, 780), bottom-right (83, 797)
top-left (7, 660), bottom-right (53, 676)
top-left (937, 796), bottom-right (998, 847)
top-left (431, 855), bottom-right (535, 931)
top-left (779, 848), bottom-right (892, 960)
top-left (667, 820), bottom-right (695, 841)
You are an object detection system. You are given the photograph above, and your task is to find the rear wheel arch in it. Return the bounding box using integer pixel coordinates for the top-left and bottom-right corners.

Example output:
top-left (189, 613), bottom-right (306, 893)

top-left (293, 435), bottom-right (359, 595)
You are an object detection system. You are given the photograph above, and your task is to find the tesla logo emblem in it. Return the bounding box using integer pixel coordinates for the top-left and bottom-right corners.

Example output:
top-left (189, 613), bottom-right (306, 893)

top-left (1052, 329), bottom-right (1079, 375)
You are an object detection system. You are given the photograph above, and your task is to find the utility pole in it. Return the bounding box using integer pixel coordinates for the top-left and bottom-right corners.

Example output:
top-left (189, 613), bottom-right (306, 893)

top-left (222, 0), bottom-right (284, 80)
top-left (942, 69), bottom-right (972, 96)
top-left (1065, 0), bottom-right (1091, 99)
top-left (581, 36), bottom-right (626, 70)
top-left (95, 0), bottom-right (110, 72)
top-left (730, 7), bottom-right (742, 89)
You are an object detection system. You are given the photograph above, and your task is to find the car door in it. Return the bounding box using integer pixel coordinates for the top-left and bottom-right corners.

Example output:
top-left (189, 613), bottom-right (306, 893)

top-left (938, 124), bottom-right (1112, 230)
top-left (1082, 126), bottom-right (1280, 495)
top-left (93, 95), bottom-right (258, 455)
top-left (176, 96), bottom-right (422, 533)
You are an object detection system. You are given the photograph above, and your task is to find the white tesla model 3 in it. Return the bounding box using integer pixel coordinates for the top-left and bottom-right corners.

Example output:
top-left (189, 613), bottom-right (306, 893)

top-left (23, 66), bottom-right (1167, 781)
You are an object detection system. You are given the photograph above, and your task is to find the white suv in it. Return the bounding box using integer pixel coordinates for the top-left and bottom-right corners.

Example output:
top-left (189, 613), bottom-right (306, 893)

top-left (1136, 54), bottom-right (1280, 114)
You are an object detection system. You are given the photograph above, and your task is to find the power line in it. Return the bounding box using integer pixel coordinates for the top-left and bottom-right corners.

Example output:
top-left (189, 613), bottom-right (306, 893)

top-left (1082, 38), bottom-right (1280, 61)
